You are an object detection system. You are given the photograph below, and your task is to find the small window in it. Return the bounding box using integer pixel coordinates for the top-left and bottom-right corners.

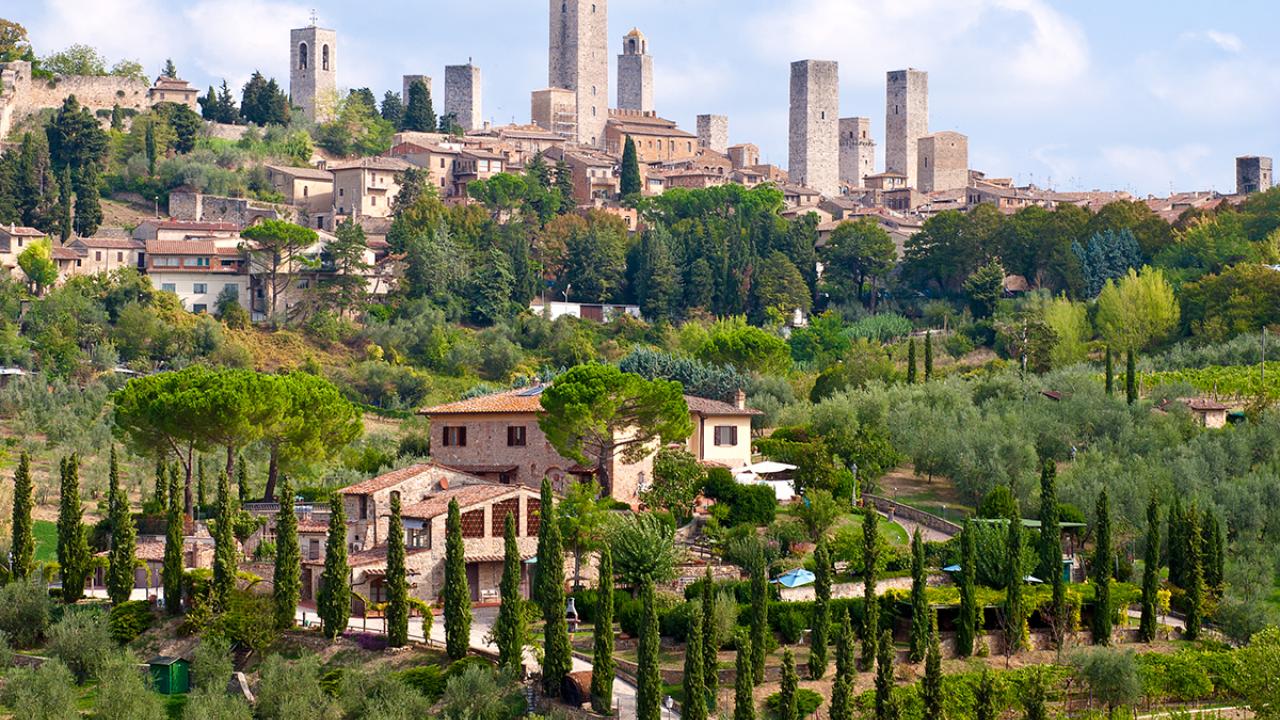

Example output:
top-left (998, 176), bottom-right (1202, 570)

top-left (223, 283), bottom-right (238, 297)
top-left (192, 304), bottom-right (207, 314)
top-left (338, 188), bottom-right (344, 197)
top-left (116, 252), bottom-right (123, 262)
top-left (193, 283), bottom-right (207, 294)
top-left (443, 426), bottom-right (467, 447)
top-left (161, 283), bottom-right (176, 293)
top-left (94, 251), bottom-right (102, 261)
top-left (322, 44), bottom-right (330, 72)
top-left (303, 186), bottom-right (308, 198)
top-left (75, 259), bottom-right (82, 267)
top-left (713, 426), bottom-right (738, 447)
top-left (507, 426), bottom-right (527, 447)
top-left (308, 538), bottom-right (320, 561)
top-left (371, 196), bottom-right (377, 206)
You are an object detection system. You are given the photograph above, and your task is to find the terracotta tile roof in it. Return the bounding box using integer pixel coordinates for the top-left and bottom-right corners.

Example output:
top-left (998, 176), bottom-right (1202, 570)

top-left (401, 484), bottom-right (521, 521)
top-left (150, 220), bottom-right (240, 232)
top-left (419, 386), bottom-right (549, 415)
top-left (460, 148), bottom-right (506, 161)
top-left (50, 246), bottom-right (81, 260)
top-left (685, 395), bottom-right (762, 416)
top-left (136, 540), bottom-right (166, 562)
top-left (342, 545), bottom-right (432, 569)
top-left (71, 237), bottom-right (144, 249)
top-left (1185, 398), bottom-right (1228, 412)
top-left (328, 157), bottom-right (413, 172)
top-left (266, 164), bottom-right (334, 181)
top-left (146, 240), bottom-right (218, 255)
top-left (297, 521), bottom-right (329, 533)
top-left (1, 225), bottom-right (46, 237)
top-left (340, 463), bottom-right (443, 495)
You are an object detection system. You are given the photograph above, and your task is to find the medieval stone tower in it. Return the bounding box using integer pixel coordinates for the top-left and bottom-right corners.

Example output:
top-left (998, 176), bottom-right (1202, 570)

top-left (290, 24), bottom-right (337, 124)
top-left (697, 114), bottom-right (729, 154)
top-left (839, 117), bottom-right (875, 187)
top-left (789, 59), bottom-right (839, 197)
top-left (918, 131), bottom-right (969, 192)
top-left (549, 0), bottom-right (608, 147)
top-left (617, 28), bottom-right (653, 114)
top-left (886, 68), bottom-right (928, 189)
top-left (445, 64), bottom-right (482, 131)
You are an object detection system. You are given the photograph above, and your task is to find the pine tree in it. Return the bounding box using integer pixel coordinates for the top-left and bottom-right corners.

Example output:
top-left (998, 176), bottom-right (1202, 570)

top-left (1139, 495), bottom-right (1160, 643)
top-left (924, 331), bottom-right (934, 381)
top-left (1091, 487), bottom-right (1113, 645)
top-left (211, 462), bottom-right (236, 611)
top-left (1004, 506), bottom-right (1026, 655)
top-left (317, 493), bottom-right (350, 639)
top-left (1104, 345), bottom-right (1114, 396)
top-left (106, 447), bottom-right (137, 605)
top-left (444, 498), bottom-right (472, 660)
top-left (874, 629), bottom-right (896, 720)
top-left (589, 543), bottom-right (614, 713)
top-left (921, 611), bottom-right (943, 720)
top-left (554, 158), bottom-right (575, 207)
top-left (733, 630), bottom-right (755, 720)
top-left (684, 611), bottom-right (709, 720)
top-left (1184, 510), bottom-right (1204, 641)
top-left (809, 537), bottom-right (831, 678)
top-left (380, 91), bottom-right (404, 126)
top-left (637, 578), bottom-right (661, 720)
top-left (906, 338), bottom-right (918, 384)
top-left (860, 507), bottom-right (881, 671)
top-left (538, 488), bottom-right (571, 696)
top-left (272, 477), bottom-right (300, 631)
top-left (700, 567), bottom-right (718, 707)
top-left (1125, 348), bottom-right (1138, 404)
top-left (620, 136), bottom-right (641, 197)
top-left (162, 467), bottom-right (183, 615)
top-left (402, 79), bottom-right (436, 132)
top-left (153, 458), bottom-right (167, 508)
top-left (10, 452), bottom-right (34, 581)
top-left (778, 649), bottom-right (798, 720)
top-left (385, 493), bottom-right (409, 647)
top-left (749, 547), bottom-right (768, 685)
top-left (974, 669), bottom-right (998, 720)
top-left (908, 528), bottom-right (928, 663)
top-left (956, 521), bottom-right (977, 657)
top-left (56, 454), bottom-right (89, 603)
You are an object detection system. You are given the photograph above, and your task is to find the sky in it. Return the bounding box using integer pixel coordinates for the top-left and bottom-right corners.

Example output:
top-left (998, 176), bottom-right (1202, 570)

top-left (13, 0), bottom-right (1280, 196)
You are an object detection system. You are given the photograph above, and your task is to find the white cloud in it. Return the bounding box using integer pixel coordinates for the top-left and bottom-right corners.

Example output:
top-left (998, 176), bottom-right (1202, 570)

top-left (1100, 144), bottom-right (1216, 196)
top-left (1180, 30), bottom-right (1244, 53)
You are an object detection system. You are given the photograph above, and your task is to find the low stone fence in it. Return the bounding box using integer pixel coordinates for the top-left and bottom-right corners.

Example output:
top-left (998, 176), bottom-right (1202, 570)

top-left (864, 493), bottom-right (962, 538)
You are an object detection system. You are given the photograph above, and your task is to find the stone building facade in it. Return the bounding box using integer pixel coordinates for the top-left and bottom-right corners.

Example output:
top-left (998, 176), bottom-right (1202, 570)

top-left (789, 59), bottom-right (840, 198)
top-left (697, 114), bottom-right (729, 154)
top-left (290, 25), bottom-right (338, 123)
top-left (917, 131), bottom-right (968, 193)
top-left (728, 143), bottom-right (760, 169)
top-left (839, 117), bottom-right (876, 188)
top-left (531, 87), bottom-right (578, 139)
top-left (444, 64), bottom-right (482, 131)
top-left (1236, 155), bottom-right (1273, 195)
top-left (617, 28), bottom-right (654, 113)
top-left (549, 0), bottom-right (608, 147)
top-left (886, 68), bottom-right (928, 189)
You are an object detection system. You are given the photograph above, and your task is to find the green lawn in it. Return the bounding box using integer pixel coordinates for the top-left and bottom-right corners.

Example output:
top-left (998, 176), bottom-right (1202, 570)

top-left (34, 519), bottom-right (57, 563)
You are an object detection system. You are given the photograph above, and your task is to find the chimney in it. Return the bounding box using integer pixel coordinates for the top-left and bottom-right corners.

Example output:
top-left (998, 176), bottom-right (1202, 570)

top-left (734, 388), bottom-right (746, 410)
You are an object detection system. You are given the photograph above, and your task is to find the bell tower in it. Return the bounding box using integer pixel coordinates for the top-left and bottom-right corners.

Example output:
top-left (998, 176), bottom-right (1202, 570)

top-left (290, 17), bottom-right (337, 123)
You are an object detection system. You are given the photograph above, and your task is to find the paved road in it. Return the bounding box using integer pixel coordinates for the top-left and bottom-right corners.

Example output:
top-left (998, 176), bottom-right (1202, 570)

top-left (881, 510), bottom-right (955, 543)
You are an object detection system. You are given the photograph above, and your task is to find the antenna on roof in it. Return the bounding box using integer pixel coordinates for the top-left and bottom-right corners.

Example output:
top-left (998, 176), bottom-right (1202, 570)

top-left (309, 9), bottom-right (318, 26)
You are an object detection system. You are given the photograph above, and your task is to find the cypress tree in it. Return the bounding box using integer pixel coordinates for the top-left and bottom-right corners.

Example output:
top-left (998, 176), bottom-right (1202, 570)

top-left (317, 493), bottom-right (350, 639)
top-left (700, 567), bottom-right (719, 707)
top-left (1203, 513), bottom-right (1224, 594)
top-left (908, 528), bottom-right (928, 663)
top-left (1168, 495), bottom-right (1186, 589)
top-left (106, 447), bottom-right (137, 605)
top-left (1139, 495), bottom-right (1160, 643)
top-left (924, 330), bottom-right (934, 381)
top-left (809, 537), bottom-right (831, 678)
top-left (11, 452), bottom-right (34, 581)
top-left (196, 460), bottom-right (207, 516)
top-left (835, 608), bottom-right (854, 679)
top-left (620, 136), bottom-right (641, 197)
top-left (1004, 507), bottom-right (1026, 655)
top-left (589, 543), bottom-right (614, 713)
top-left (1104, 345), bottom-right (1114, 396)
top-left (1184, 510), bottom-right (1204, 641)
top-left (749, 547), bottom-right (768, 685)
top-left (539, 491), bottom-right (571, 696)
top-left (733, 630), bottom-right (755, 720)
top-left (1038, 460), bottom-right (1061, 581)
top-left (956, 521), bottom-right (977, 657)
top-left (144, 121), bottom-right (156, 176)
top-left (533, 478), bottom-right (553, 603)
top-left (830, 671), bottom-right (853, 720)
top-left (56, 454), bottom-right (89, 603)
top-left (496, 512), bottom-right (526, 670)
top-left (236, 455), bottom-right (248, 505)
top-left (1091, 488), bottom-right (1113, 645)
top-left (636, 578), bottom-right (661, 720)
top-left (211, 461), bottom-right (236, 610)
top-left (272, 477), bottom-right (300, 631)
top-left (1125, 348), bottom-right (1138, 404)
top-left (906, 338), bottom-right (918, 384)
top-left (874, 629), bottom-right (896, 720)
top-left (921, 611), bottom-right (943, 720)
top-left (831, 613), bottom-right (856, 719)
top-left (402, 79), bottom-right (436, 132)
top-left (684, 611), bottom-right (709, 720)
top-left (153, 457), bottom-right (167, 508)
top-left (974, 669), bottom-right (998, 720)
top-left (444, 498), bottom-right (472, 660)
top-left (385, 493), bottom-right (409, 647)
top-left (860, 507), bottom-right (881, 671)
top-left (162, 467), bottom-right (183, 615)
top-left (56, 165), bottom-right (71, 242)
top-left (778, 649), bottom-right (798, 720)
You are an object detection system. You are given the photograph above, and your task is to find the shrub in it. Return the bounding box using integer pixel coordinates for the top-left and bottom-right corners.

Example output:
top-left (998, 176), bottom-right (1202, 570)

top-left (47, 608), bottom-right (114, 683)
top-left (0, 659), bottom-right (78, 720)
top-left (944, 332), bottom-right (975, 359)
top-left (0, 630), bottom-right (12, 669)
top-left (728, 484), bottom-right (778, 526)
top-left (772, 604), bottom-right (806, 644)
top-left (397, 664), bottom-right (447, 702)
top-left (256, 654), bottom-right (336, 719)
top-left (766, 688), bottom-right (823, 717)
top-left (0, 577), bottom-right (52, 648)
top-left (94, 651), bottom-right (166, 720)
top-left (192, 636), bottom-right (234, 692)
top-left (108, 600), bottom-right (155, 644)
top-left (440, 663), bottom-right (523, 720)
top-left (340, 669), bottom-right (434, 719)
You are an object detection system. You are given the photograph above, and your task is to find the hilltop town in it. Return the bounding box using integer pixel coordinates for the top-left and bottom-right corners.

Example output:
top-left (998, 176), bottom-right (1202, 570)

top-left (0, 4), bottom-right (1278, 720)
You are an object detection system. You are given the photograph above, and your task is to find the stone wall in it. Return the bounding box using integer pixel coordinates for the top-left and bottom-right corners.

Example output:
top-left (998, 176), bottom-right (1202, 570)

top-left (549, 0), bottom-right (608, 146)
top-left (788, 60), bottom-right (839, 197)
top-left (863, 493), bottom-right (962, 537)
top-left (839, 116), bottom-right (875, 187)
top-left (0, 60), bottom-right (152, 138)
top-left (444, 64), bottom-right (482, 131)
top-left (886, 68), bottom-right (928, 189)
top-left (918, 131), bottom-right (968, 192)
top-left (617, 53), bottom-right (653, 114)
top-left (697, 114), bottom-right (729, 154)
top-left (167, 189), bottom-right (287, 226)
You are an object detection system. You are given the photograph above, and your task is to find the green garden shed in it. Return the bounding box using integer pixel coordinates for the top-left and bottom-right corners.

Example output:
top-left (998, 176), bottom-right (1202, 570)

top-left (148, 655), bottom-right (190, 695)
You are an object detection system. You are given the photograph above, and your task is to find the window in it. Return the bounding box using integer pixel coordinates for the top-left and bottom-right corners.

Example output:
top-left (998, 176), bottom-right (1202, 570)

top-left (442, 426), bottom-right (467, 447)
top-left (94, 251), bottom-right (102, 261)
top-left (161, 283), bottom-right (176, 293)
top-left (338, 188), bottom-right (344, 197)
top-left (492, 499), bottom-right (519, 536)
top-left (507, 426), bottom-right (526, 447)
top-left (460, 509), bottom-right (485, 538)
top-left (193, 283), bottom-right (207, 294)
top-left (299, 42), bottom-right (308, 70)
top-left (75, 259), bottom-right (82, 267)
top-left (220, 259), bottom-right (236, 267)
top-left (303, 186), bottom-right (308, 198)
top-left (154, 256), bottom-right (180, 267)
top-left (439, 158), bottom-right (445, 169)
top-left (322, 44), bottom-right (330, 71)
top-left (193, 304), bottom-right (207, 313)
top-left (223, 283), bottom-right (238, 297)
top-left (408, 525), bottom-right (431, 549)
top-left (358, 495), bottom-right (368, 520)
top-left (713, 425), bottom-right (738, 447)
top-left (371, 196), bottom-right (377, 207)
top-left (308, 538), bottom-right (320, 561)
top-left (116, 252), bottom-right (123, 262)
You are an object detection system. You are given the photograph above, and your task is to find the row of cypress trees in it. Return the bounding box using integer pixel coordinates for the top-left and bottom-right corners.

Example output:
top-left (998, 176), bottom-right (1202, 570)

top-left (904, 331), bottom-right (936, 384)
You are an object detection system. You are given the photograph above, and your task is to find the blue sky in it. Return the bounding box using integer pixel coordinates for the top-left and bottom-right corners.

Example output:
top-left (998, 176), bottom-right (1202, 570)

top-left (14, 0), bottom-right (1280, 196)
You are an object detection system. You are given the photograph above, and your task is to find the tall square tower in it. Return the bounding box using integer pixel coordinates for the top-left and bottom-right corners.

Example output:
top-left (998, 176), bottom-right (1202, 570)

top-left (886, 68), bottom-right (928, 189)
top-left (697, 115), bottom-right (729, 154)
top-left (1237, 156), bottom-right (1273, 195)
top-left (617, 28), bottom-right (653, 113)
top-left (839, 117), bottom-right (875, 187)
top-left (445, 64), bottom-right (482, 131)
top-left (917, 131), bottom-right (968, 192)
top-left (789, 59), bottom-right (840, 197)
top-left (402, 75), bottom-right (432, 105)
top-left (549, 0), bottom-right (608, 147)
top-left (289, 25), bottom-right (337, 124)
